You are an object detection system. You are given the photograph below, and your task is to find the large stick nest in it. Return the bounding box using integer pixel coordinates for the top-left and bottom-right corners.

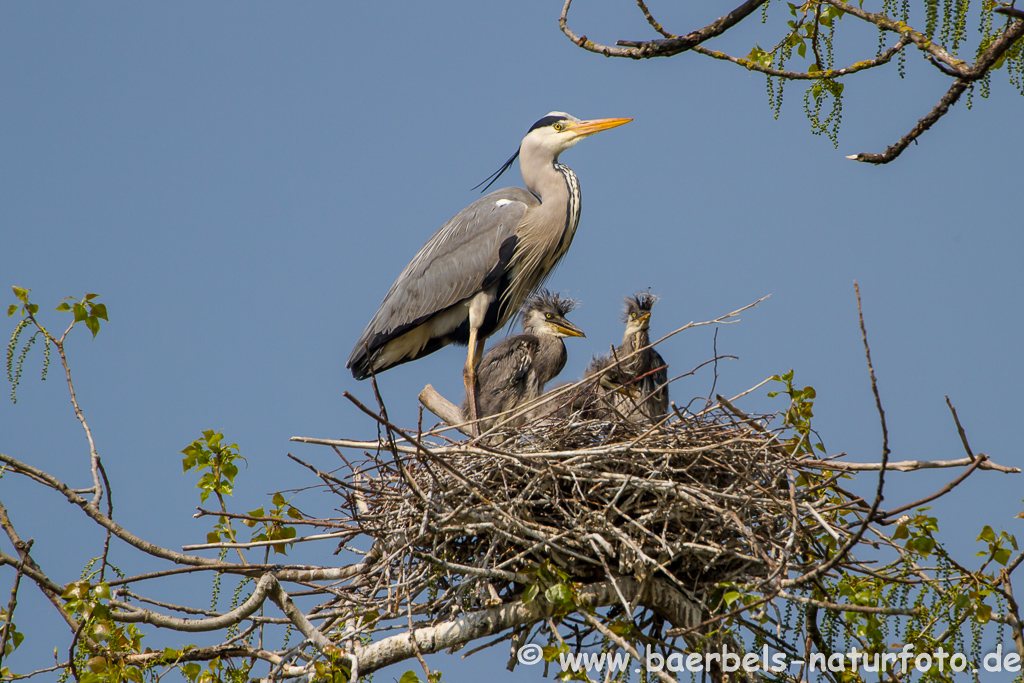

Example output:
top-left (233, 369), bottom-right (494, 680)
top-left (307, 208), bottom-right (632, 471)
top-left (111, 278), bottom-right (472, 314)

top-left (340, 394), bottom-right (815, 620)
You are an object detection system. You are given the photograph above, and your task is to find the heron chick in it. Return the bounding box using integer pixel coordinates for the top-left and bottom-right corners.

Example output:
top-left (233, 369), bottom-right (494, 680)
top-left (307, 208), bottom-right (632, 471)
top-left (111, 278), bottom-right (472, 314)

top-left (592, 292), bottom-right (669, 422)
top-left (345, 112), bottom-right (631, 435)
top-left (544, 354), bottom-right (636, 421)
top-left (463, 290), bottom-right (584, 432)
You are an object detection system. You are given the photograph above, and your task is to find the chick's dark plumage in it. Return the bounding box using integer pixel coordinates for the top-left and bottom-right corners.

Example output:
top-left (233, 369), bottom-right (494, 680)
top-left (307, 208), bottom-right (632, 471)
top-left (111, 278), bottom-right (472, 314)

top-left (463, 289), bottom-right (584, 430)
top-left (589, 292), bottom-right (669, 422)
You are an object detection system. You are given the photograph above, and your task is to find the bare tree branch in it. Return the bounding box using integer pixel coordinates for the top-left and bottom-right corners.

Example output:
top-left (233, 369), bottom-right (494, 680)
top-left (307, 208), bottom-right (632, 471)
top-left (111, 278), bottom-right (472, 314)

top-left (560, 0), bottom-right (768, 59)
top-left (559, 0), bottom-right (1024, 164)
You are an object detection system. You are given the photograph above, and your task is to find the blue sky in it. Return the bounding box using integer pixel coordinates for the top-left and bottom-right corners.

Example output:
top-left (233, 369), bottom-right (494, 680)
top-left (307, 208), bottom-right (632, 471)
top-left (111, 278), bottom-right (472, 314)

top-left (2, 1), bottom-right (1022, 679)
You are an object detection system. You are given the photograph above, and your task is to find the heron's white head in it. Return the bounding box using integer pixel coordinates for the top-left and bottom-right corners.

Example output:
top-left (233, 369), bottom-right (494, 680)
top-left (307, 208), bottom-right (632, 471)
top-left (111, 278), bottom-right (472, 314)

top-left (474, 112), bottom-right (630, 194)
top-left (520, 112), bottom-right (632, 162)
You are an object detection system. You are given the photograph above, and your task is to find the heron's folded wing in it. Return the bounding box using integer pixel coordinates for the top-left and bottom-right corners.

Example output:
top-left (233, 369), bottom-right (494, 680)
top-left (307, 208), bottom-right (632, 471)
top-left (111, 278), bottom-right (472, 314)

top-left (347, 189), bottom-right (535, 367)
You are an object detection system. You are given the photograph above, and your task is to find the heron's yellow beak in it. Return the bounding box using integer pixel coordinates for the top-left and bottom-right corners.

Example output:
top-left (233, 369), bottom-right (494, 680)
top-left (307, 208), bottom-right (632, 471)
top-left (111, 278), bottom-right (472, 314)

top-left (569, 117), bottom-right (632, 139)
top-left (555, 320), bottom-right (586, 338)
top-left (598, 374), bottom-right (639, 398)
top-left (617, 385), bottom-right (640, 399)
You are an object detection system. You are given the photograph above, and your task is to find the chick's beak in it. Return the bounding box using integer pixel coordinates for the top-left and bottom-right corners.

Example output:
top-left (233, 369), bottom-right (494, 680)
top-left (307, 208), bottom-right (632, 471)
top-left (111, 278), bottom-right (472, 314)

top-left (554, 318), bottom-right (586, 338)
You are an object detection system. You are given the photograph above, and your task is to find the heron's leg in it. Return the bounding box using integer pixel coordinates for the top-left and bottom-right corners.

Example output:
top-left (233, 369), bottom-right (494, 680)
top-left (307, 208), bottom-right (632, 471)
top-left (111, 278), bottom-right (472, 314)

top-left (463, 291), bottom-right (494, 438)
top-left (463, 326), bottom-right (483, 437)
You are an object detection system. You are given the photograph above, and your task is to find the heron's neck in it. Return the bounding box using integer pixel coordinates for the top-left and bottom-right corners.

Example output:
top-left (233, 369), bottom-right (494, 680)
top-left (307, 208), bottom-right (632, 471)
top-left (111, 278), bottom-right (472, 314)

top-left (534, 336), bottom-right (568, 385)
top-left (553, 162), bottom-right (582, 244)
top-left (623, 328), bottom-right (650, 354)
top-left (520, 158), bottom-right (581, 259)
top-left (501, 157), bottom-right (583, 318)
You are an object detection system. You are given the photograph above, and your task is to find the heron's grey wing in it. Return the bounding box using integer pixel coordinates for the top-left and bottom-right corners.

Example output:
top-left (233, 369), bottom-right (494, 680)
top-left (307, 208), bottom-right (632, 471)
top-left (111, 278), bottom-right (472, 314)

top-left (347, 188), bottom-right (536, 370)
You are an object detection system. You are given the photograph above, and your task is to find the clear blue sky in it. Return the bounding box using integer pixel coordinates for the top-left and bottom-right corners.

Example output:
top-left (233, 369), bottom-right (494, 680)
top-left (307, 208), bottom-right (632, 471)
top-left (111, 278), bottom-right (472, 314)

top-left (2, 1), bottom-right (1021, 679)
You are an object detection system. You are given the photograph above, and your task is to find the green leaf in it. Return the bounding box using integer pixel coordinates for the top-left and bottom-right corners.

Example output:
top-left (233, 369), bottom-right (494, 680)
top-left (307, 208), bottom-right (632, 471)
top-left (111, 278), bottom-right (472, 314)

top-left (976, 603), bottom-right (992, 622)
top-left (978, 525), bottom-right (996, 543)
top-left (522, 584), bottom-right (539, 604)
top-left (542, 644), bottom-right (562, 661)
top-left (545, 584), bottom-right (573, 605)
top-left (994, 548), bottom-right (1011, 566)
top-left (87, 656), bottom-right (109, 673)
top-left (62, 581), bottom-right (88, 600)
top-left (913, 536), bottom-right (935, 556)
top-left (91, 303), bottom-right (108, 321)
top-left (91, 620), bottom-right (113, 641)
top-left (6, 305), bottom-right (16, 317)
top-left (272, 491), bottom-right (286, 507)
top-left (399, 673), bottom-right (422, 683)
top-left (609, 618), bottom-right (633, 636)
top-left (12, 287), bottom-right (28, 302)
top-left (55, 302), bottom-right (71, 311)
top-left (723, 590), bottom-right (741, 607)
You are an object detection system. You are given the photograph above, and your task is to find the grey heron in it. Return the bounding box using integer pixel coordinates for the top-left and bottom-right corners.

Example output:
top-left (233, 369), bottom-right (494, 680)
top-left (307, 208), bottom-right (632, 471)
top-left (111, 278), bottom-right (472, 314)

top-left (544, 354), bottom-right (636, 421)
top-left (591, 293), bottom-right (669, 422)
top-left (462, 289), bottom-right (584, 432)
top-left (346, 112), bottom-right (631, 433)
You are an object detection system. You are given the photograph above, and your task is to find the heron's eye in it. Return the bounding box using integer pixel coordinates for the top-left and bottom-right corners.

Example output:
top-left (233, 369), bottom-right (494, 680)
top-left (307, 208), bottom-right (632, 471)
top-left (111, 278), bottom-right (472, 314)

top-left (545, 313), bottom-right (553, 319)
top-left (553, 122), bottom-right (565, 131)
top-left (630, 313), bottom-right (637, 319)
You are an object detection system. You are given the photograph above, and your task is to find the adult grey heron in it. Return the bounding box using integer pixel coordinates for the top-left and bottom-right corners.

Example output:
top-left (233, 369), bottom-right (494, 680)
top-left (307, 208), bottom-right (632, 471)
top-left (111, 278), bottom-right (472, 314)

top-left (591, 293), bottom-right (669, 422)
top-left (346, 112), bottom-right (631, 432)
top-left (462, 289), bottom-right (584, 432)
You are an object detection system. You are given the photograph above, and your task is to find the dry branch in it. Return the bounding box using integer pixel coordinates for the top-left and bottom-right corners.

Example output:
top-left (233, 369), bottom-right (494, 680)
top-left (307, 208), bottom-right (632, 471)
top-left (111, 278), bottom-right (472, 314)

top-left (559, 0), bottom-right (1024, 165)
top-left (418, 384), bottom-right (471, 436)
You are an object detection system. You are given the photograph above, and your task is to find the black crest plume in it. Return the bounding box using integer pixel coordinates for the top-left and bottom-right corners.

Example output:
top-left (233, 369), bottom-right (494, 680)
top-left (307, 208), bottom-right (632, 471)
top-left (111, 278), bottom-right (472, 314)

top-left (473, 149), bottom-right (520, 193)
